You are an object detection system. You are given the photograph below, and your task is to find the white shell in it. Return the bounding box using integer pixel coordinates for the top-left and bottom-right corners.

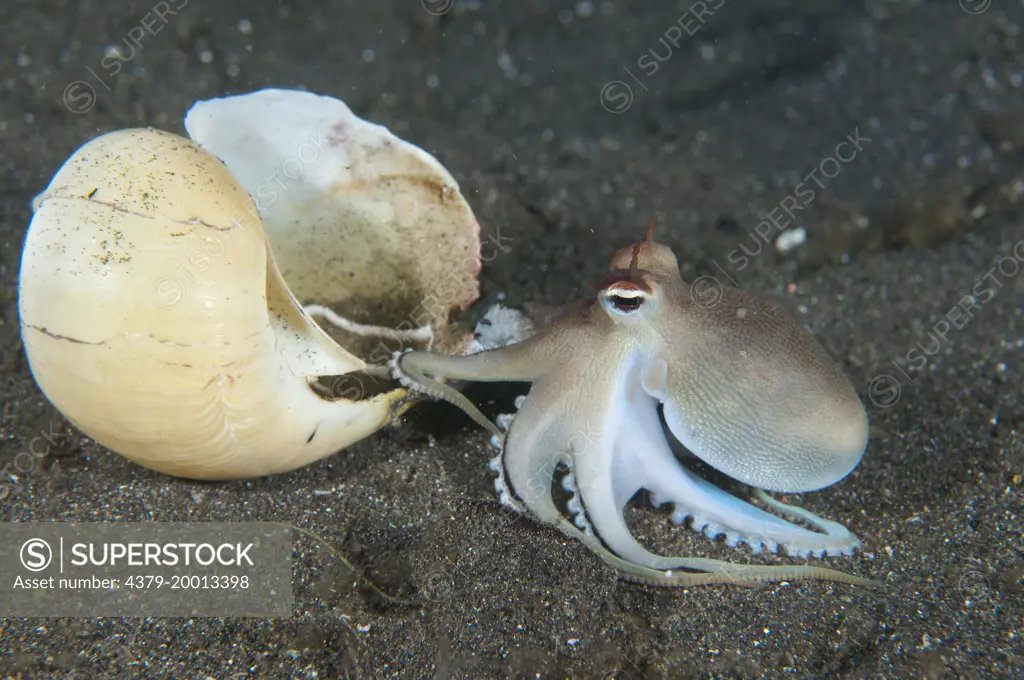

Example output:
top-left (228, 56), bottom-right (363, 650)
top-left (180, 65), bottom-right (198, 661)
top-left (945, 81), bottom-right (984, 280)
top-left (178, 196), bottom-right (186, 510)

top-left (183, 88), bottom-right (481, 328)
top-left (17, 120), bottom-right (476, 480)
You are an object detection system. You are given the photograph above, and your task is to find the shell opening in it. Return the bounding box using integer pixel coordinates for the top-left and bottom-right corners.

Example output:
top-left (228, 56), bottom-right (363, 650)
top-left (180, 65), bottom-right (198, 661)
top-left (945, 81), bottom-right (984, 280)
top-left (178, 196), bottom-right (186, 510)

top-left (309, 370), bottom-right (401, 402)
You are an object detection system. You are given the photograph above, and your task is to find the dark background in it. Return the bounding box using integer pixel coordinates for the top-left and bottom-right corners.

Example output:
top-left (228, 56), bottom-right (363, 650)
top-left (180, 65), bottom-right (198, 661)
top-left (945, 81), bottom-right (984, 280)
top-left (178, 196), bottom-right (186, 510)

top-left (1, 0), bottom-right (1023, 678)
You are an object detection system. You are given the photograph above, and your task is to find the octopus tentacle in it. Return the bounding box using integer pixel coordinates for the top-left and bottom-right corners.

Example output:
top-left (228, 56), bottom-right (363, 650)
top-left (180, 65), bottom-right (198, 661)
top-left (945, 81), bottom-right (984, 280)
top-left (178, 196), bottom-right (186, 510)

top-left (389, 349), bottom-right (502, 437)
top-left (488, 404), bottom-right (524, 513)
top-left (644, 463), bottom-right (861, 558)
top-left (550, 472), bottom-right (875, 587)
top-left (560, 471), bottom-right (595, 534)
top-left (494, 351), bottom-right (879, 587)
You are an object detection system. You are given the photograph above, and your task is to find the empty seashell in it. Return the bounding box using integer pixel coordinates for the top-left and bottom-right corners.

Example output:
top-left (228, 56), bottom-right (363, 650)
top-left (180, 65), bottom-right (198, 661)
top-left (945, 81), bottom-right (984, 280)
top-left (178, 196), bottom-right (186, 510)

top-left (18, 91), bottom-right (482, 480)
top-left (184, 88), bottom-right (482, 356)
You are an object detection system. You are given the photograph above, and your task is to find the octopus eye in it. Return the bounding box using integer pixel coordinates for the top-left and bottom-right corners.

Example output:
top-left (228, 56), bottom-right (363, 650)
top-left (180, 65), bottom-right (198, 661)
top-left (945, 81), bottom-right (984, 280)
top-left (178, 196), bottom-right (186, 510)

top-left (610, 292), bottom-right (643, 311)
top-left (602, 283), bottom-right (647, 315)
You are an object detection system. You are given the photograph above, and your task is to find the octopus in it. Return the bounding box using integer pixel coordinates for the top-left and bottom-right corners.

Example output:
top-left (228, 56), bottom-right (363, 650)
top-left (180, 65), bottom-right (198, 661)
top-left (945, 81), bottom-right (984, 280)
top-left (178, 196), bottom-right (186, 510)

top-left (391, 227), bottom-right (878, 587)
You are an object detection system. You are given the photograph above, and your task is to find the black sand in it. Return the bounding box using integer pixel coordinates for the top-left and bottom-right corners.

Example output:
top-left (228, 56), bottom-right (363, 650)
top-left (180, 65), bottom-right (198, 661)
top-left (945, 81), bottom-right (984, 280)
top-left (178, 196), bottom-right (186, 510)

top-left (1, 1), bottom-right (1022, 678)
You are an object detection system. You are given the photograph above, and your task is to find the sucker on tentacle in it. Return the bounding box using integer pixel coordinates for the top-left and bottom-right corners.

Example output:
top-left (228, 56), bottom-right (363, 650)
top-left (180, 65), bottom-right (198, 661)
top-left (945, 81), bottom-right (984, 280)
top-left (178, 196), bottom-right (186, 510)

top-left (391, 231), bottom-right (878, 588)
top-left (488, 402), bottom-right (523, 513)
top-left (389, 348), bottom-right (502, 438)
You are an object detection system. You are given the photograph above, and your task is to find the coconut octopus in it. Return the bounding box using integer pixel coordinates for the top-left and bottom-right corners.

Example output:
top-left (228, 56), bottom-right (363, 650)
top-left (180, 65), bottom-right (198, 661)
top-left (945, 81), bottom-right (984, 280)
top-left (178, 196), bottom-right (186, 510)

top-left (391, 227), bottom-right (877, 587)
